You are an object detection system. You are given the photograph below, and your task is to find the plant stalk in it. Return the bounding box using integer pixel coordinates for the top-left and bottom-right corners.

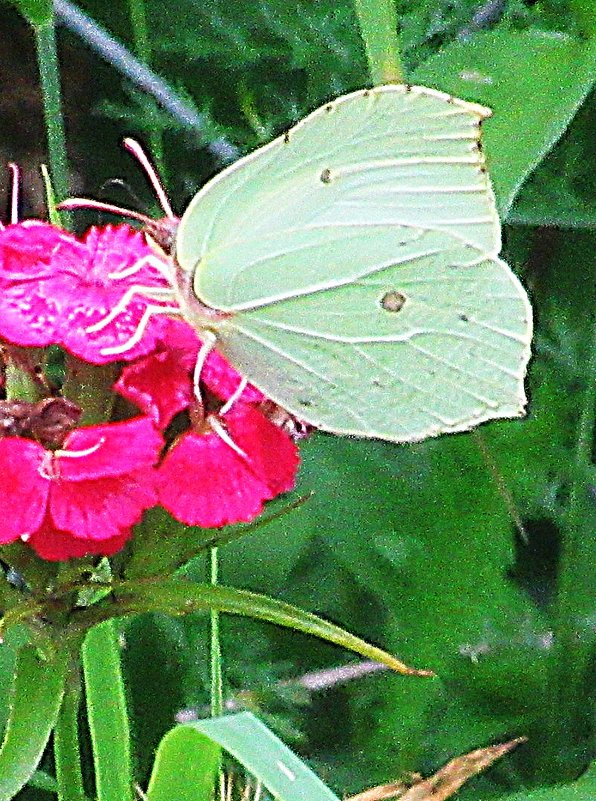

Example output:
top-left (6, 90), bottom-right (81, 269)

top-left (33, 17), bottom-right (71, 204)
top-left (353, 0), bottom-right (404, 84)
top-left (54, 667), bottom-right (86, 801)
top-left (538, 316), bottom-right (596, 781)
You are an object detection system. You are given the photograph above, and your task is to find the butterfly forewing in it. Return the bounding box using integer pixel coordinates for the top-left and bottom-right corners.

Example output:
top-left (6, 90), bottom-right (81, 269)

top-left (177, 85), bottom-right (500, 311)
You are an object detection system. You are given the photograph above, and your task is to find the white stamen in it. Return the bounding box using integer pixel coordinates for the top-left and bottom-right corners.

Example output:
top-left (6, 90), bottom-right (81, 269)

top-left (220, 377), bottom-right (248, 416)
top-left (55, 437), bottom-right (106, 460)
top-left (8, 163), bottom-right (20, 224)
top-left (208, 415), bottom-right (248, 460)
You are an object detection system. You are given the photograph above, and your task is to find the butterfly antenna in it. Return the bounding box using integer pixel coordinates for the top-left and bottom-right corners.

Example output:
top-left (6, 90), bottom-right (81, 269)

top-left (123, 138), bottom-right (175, 219)
top-left (8, 163), bottom-right (20, 225)
top-left (57, 197), bottom-right (156, 224)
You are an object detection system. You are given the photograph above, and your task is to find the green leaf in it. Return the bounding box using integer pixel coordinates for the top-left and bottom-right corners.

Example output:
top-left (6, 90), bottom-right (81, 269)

top-left (412, 29), bottom-right (596, 213)
top-left (190, 712), bottom-right (341, 801)
top-left (0, 645), bottom-right (68, 801)
top-left (85, 579), bottom-right (431, 676)
top-left (509, 94), bottom-right (596, 229)
top-left (497, 762), bottom-right (596, 801)
top-left (146, 725), bottom-right (220, 801)
top-left (82, 620), bottom-right (134, 801)
top-left (10, 0), bottom-right (52, 26)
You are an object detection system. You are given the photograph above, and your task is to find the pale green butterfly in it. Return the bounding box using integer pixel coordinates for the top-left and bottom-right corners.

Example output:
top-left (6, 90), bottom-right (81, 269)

top-left (66, 84), bottom-right (532, 444)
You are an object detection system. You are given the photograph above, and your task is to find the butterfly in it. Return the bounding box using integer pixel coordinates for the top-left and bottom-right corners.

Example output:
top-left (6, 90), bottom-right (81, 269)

top-left (66, 84), bottom-right (533, 444)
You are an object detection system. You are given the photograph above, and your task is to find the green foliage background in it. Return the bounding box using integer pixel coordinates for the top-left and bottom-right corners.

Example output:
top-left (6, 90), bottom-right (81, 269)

top-left (0, 0), bottom-right (594, 798)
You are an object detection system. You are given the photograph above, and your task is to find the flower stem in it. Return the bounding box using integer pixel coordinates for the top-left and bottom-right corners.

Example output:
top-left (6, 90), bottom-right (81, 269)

top-left (126, 0), bottom-right (165, 170)
top-left (210, 546), bottom-right (225, 797)
top-left (537, 316), bottom-right (596, 781)
top-left (210, 547), bottom-right (223, 718)
top-left (54, 666), bottom-right (86, 801)
top-left (33, 16), bottom-right (71, 203)
top-left (353, 0), bottom-right (404, 84)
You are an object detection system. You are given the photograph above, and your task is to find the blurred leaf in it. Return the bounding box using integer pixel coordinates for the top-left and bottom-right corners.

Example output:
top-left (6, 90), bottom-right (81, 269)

top-left (0, 645), bottom-right (68, 801)
top-left (123, 614), bottom-right (191, 781)
top-left (496, 762), bottom-right (596, 801)
top-left (82, 620), bottom-right (134, 801)
top-left (412, 29), bottom-right (596, 213)
top-left (189, 711), bottom-right (341, 801)
top-left (146, 724), bottom-right (220, 801)
top-left (348, 737), bottom-right (526, 801)
top-left (10, 0), bottom-right (52, 26)
top-left (508, 94), bottom-right (596, 229)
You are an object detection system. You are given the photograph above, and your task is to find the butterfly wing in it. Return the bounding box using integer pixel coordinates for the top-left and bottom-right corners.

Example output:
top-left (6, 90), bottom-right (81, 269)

top-left (175, 84), bottom-right (532, 442)
top-left (211, 238), bottom-right (531, 441)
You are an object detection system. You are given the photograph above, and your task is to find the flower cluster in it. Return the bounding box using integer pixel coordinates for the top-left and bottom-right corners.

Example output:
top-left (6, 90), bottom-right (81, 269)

top-left (0, 216), bottom-right (301, 561)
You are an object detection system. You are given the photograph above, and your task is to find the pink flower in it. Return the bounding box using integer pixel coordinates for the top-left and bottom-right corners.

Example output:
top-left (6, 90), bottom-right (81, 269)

top-left (115, 319), bottom-right (263, 430)
top-left (0, 417), bottom-right (162, 561)
top-left (116, 323), bottom-right (300, 528)
top-left (0, 222), bottom-right (176, 364)
top-left (157, 404), bottom-right (300, 528)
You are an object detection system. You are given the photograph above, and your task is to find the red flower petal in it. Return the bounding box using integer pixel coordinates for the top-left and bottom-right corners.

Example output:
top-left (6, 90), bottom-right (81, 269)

top-left (0, 438), bottom-right (48, 543)
top-left (157, 431), bottom-right (269, 527)
top-left (225, 405), bottom-right (300, 496)
top-left (157, 405), bottom-right (299, 528)
top-left (28, 515), bottom-right (131, 561)
top-left (115, 333), bottom-right (194, 428)
top-left (49, 468), bottom-right (157, 540)
top-left (58, 417), bottom-right (163, 480)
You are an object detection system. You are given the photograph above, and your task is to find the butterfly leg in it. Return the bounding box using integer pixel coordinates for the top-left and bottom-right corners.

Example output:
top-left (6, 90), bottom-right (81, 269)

top-left (219, 377), bottom-right (249, 416)
top-left (207, 414), bottom-right (248, 459)
top-left (108, 253), bottom-right (175, 283)
top-left (87, 285), bottom-right (177, 334)
top-left (192, 331), bottom-right (217, 406)
top-left (100, 304), bottom-right (183, 356)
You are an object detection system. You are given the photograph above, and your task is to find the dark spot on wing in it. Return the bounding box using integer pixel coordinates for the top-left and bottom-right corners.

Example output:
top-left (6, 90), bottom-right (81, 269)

top-left (447, 95), bottom-right (455, 104)
top-left (320, 168), bottom-right (332, 184)
top-left (298, 398), bottom-right (313, 407)
top-left (363, 89), bottom-right (371, 97)
top-left (380, 291), bottom-right (407, 313)
top-left (325, 103), bottom-right (333, 113)
top-left (283, 131), bottom-right (290, 144)
top-left (459, 313), bottom-right (469, 322)
top-left (404, 84), bottom-right (412, 93)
